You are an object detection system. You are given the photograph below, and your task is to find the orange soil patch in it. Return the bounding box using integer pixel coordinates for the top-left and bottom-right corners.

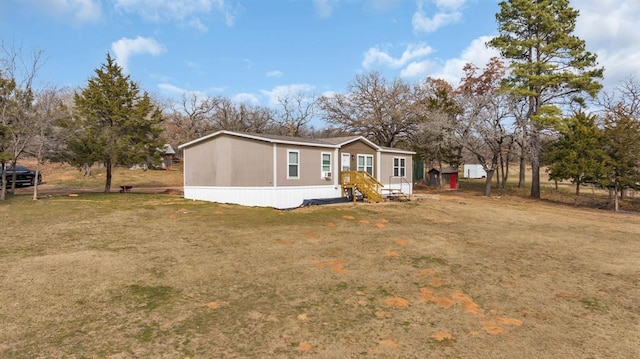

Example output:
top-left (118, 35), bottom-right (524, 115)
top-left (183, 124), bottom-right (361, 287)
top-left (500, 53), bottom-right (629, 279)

top-left (386, 251), bottom-right (400, 257)
top-left (205, 301), bottom-right (229, 309)
top-left (297, 342), bottom-right (312, 351)
top-left (342, 215), bottom-right (355, 220)
top-left (395, 239), bottom-right (409, 246)
top-left (419, 288), bottom-right (455, 308)
top-left (428, 277), bottom-right (443, 287)
top-left (481, 322), bottom-right (505, 335)
top-left (169, 214), bottom-right (179, 219)
top-left (213, 210), bottom-right (224, 215)
top-left (378, 339), bottom-right (400, 348)
top-left (418, 269), bottom-right (436, 276)
top-left (377, 218), bottom-right (389, 223)
top-left (375, 223), bottom-right (386, 229)
top-left (451, 291), bottom-right (483, 316)
top-left (297, 313), bottom-right (308, 321)
top-left (303, 232), bottom-right (318, 238)
top-left (314, 259), bottom-right (347, 274)
top-left (358, 219), bottom-right (370, 224)
top-left (326, 221), bottom-right (336, 228)
top-left (356, 291), bottom-right (366, 296)
top-left (277, 240), bottom-right (294, 246)
top-left (383, 297), bottom-right (410, 307)
top-left (431, 331), bottom-right (453, 341)
top-left (375, 311), bottom-right (391, 318)
top-left (494, 317), bottom-right (523, 326)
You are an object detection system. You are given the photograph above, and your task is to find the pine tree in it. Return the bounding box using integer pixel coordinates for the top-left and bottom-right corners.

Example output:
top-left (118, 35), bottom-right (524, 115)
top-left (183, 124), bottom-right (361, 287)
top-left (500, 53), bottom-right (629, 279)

top-left (600, 112), bottom-right (640, 211)
top-left (71, 54), bottom-right (164, 192)
top-left (488, 0), bottom-right (603, 198)
top-left (546, 111), bottom-right (604, 203)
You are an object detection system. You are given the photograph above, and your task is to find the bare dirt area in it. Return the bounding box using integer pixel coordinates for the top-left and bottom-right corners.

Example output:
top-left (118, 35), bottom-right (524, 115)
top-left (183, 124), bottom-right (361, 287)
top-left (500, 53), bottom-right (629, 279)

top-left (1, 186), bottom-right (639, 358)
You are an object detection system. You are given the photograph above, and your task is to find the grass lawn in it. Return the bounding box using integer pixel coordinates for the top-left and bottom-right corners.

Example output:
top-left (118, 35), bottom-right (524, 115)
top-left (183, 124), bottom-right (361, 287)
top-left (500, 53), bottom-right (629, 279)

top-left (1, 186), bottom-right (639, 358)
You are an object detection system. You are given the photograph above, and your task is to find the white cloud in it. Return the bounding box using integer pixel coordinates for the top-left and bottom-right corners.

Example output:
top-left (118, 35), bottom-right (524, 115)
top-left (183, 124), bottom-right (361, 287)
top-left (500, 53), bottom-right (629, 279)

top-left (574, 1), bottom-right (640, 89)
top-left (412, 0), bottom-right (465, 33)
top-left (314, 0), bottom-right (337, 18)
top-left (187, 18), bottom-right (208, 32)
top-left (362, 43), bottom-right (434, 70)
top-left (428, 36), bottom-right (500, 85)
top-left (260, 84), bottom-right (316, 107)
top-left (158, 83), bottom-right (191, 95)
top-left (27, 0), bottom-right (102, 24)
top-left (114, 0), bottom-right (236, 28)
top-left (266, 70), bottom-right (284, 78)
top-left (231, 93), bottom-right (260, 106)
top-left (111, 36), bottom-right (166, 72)
top-left (400, 61), bottom-right (436, 78)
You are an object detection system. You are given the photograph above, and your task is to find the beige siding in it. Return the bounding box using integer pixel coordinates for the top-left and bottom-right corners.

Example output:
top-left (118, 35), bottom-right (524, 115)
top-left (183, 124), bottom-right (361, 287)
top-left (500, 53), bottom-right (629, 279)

top-left (184, 134), bottom-right (273, 187)
top-left (339, 140), bottom-right (378, 176)
top-left (277, 145), bottom-right (333, 186)
top-left (380, 153), bottom-right (413, 183)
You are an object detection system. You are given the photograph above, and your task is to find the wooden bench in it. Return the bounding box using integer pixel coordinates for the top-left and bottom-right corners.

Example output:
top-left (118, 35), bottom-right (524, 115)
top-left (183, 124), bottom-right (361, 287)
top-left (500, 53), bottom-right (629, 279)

top-left (119, 185), bottom-right (133, 193)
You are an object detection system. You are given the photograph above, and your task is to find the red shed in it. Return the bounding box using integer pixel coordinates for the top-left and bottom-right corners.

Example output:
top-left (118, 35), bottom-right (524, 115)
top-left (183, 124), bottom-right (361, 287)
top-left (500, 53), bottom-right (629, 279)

top-left (427, 167), bottom-right (458, 190)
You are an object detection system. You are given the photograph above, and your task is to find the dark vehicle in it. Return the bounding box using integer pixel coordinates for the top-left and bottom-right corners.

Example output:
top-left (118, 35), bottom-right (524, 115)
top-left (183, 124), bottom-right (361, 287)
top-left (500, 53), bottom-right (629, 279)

top-left (0, 165), bottom-right (42, 187)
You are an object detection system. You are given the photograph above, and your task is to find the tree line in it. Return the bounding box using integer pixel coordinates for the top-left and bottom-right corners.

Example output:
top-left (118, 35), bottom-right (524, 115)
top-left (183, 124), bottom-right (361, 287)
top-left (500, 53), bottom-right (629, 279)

top-left (1, 0), bottom-right (639, 210)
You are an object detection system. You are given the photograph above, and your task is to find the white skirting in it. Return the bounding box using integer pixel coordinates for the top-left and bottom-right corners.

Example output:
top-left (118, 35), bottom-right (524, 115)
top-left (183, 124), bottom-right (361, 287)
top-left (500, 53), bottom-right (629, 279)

top-left (183, 185), bottom-right (343, 209)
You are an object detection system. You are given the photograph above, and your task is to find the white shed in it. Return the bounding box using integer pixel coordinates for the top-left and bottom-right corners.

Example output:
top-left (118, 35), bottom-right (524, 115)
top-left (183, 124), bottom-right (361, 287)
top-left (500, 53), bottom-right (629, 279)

top-left (463, 164), bottom-right (487, 179)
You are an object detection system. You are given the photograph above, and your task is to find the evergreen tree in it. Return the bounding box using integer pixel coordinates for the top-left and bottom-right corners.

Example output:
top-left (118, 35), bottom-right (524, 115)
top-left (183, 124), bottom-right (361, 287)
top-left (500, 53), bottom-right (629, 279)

top-left (71, 54), bottom-right (164, 192)
top-left (546, 111), bottom-right (604, 203)
top-left (600, 111), bottom-right (640, 211)
top-left (488, 0), bottom-right (603, 198)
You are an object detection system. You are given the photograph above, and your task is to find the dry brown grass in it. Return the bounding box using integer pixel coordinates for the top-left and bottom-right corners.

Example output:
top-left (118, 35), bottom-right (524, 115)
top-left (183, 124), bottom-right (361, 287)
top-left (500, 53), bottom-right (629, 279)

top-left (1, 183), bottom-right (639, 358)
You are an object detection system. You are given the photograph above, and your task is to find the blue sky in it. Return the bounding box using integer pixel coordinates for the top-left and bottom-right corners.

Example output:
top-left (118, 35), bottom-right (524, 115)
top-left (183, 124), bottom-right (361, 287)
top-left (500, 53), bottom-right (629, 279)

top-left (1, 0), bottom-right (639, 110)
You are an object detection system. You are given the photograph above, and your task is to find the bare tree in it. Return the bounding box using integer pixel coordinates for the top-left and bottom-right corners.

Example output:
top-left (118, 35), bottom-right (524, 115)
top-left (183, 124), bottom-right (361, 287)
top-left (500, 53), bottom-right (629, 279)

top-left (273, 90), bottom-right (318, 137)
top-left (318, 71), bottom-right (418, 147)
top-left (29, 86), bottom-right (69, 200)
top-left (455, 58), bottom-right (515, 196)
top-left (0, 43), bottom-right (45, 198)
top-left (210, 98), bottom-right (276, 133)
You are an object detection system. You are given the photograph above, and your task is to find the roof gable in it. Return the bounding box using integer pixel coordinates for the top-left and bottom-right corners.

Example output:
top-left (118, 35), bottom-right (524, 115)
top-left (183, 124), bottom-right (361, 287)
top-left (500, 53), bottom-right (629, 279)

top-left (179, 130), bottom-right (415, 154)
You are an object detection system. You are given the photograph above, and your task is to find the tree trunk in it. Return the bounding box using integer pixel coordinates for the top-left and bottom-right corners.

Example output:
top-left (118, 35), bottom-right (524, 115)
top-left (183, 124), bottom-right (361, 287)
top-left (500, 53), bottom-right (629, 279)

top-left (574, 182), bottom-right (580, 205)
top-left (529, 132), bottom-right (541, 199)
top-left (105, 160), bottom-right (112, 192)
top-left (503, 155), bottom-right (510, 189)
top-left (484, 169), bottom-right (494, 197)
top-left (518, 144), bottom-right (526, 188)
top-left (0, 161), bottom-right (5, 201)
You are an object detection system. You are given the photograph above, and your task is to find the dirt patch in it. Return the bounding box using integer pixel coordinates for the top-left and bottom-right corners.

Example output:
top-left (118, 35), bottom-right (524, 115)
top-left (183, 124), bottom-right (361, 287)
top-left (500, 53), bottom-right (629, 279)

top-left (431, 331), bottom-right (453, 341)
top-left (205, 301), bottom-right (229, 309)
top-left (297, 342), bottom-right (312, 351)
top-left (378, 338), bottom-right (400, 348)
top-left (396, 239), bottom-right (409, 246)
top-left (383, 297), bottom-right (410, 307)
top-left (314, 259), bottom-right (347, 274)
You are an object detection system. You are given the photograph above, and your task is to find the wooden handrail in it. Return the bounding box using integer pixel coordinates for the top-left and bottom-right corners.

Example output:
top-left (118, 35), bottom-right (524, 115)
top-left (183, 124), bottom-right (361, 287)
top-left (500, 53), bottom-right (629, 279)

top-left (340, 171), bottom-right (384, 202)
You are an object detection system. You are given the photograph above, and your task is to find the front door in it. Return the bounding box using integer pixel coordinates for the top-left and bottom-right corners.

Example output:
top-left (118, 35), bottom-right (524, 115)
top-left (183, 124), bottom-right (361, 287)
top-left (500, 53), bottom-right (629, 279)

top-left (341, 153), bottom-right (351, 171)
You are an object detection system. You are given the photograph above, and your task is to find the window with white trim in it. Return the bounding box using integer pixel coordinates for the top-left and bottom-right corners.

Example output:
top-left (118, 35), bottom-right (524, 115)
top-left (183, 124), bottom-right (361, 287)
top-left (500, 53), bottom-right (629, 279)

top-left (357, 154), bottom-right (373, 175)
top-left (393, 157), bottom-right (406, 177)
top-left (288, 150), bottom-right (299, 179)
top-left (321, 153), bottom-right (331, 176)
